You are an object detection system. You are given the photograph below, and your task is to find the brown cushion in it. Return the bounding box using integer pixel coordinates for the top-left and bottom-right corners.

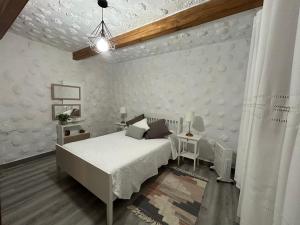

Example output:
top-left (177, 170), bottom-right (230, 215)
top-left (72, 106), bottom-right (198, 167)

top-left (126, 114), bottom-right (144, 126)
top-left (144, 119), bottom-right (172, 139)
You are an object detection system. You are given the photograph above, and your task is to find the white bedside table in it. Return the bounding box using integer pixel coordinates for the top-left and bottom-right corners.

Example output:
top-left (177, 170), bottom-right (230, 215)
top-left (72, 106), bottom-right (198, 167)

top-left (177, 133), bottom-right (202, 171)
top-left (114, 122), bottom-right (127, 131)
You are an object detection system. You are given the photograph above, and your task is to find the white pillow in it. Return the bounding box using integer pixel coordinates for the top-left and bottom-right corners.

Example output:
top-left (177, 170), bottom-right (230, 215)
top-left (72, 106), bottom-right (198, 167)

top-left (133, 118), bottom-right (150, 131)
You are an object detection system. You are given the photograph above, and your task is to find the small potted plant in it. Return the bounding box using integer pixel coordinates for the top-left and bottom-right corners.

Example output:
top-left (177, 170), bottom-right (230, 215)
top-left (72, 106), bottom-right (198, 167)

top-left (57, 114), bottom-right (70, 125)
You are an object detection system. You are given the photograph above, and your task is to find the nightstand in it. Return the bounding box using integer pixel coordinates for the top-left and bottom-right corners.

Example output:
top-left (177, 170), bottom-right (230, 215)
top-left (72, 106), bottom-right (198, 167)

top-left (114, 122), bottom-right (127, 131)
top-left (177, 133), bottom-right (202, 171)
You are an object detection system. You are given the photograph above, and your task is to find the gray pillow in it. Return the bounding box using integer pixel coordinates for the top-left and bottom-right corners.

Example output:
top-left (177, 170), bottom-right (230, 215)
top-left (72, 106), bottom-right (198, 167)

top-left (125, 125), bottom-right (146, 140)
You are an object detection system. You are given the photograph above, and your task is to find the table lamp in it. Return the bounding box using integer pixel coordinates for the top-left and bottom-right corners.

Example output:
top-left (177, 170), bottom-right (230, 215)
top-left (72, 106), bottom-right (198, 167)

top-left (120, 107), bottom-right (127, 124)
top-left (185, 112), bottom-right (194, 137)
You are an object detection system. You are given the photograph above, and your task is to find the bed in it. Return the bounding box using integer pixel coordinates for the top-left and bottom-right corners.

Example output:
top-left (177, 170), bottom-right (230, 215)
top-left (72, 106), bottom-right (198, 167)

top-left (56, 114), bottom-right (183, 225)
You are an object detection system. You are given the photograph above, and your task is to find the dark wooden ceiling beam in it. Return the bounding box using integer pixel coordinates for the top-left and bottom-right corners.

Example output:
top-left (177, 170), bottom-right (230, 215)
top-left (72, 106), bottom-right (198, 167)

top-left (0, 0), bottom-right (29, 39)
top-left (73, 0), bottom-right (264, 60)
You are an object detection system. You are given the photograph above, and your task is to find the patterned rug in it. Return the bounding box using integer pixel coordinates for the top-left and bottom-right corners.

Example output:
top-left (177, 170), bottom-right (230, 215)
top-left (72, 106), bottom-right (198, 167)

top-left (128, 167), bottom-right (208, 225)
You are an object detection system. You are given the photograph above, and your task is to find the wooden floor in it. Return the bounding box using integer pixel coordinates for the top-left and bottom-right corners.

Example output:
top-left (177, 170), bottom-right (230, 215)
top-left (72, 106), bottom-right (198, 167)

top-left (0, 154), bottom-right (239, 225)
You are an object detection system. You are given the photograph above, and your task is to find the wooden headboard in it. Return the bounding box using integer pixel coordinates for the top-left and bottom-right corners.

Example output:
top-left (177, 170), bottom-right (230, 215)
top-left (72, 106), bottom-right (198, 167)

top-left (145, 113), bottom-right (183, 134)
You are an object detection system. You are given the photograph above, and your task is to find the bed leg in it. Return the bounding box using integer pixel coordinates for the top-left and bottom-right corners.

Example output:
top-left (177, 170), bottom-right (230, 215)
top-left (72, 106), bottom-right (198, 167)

top-left (107, 201), bottom-right (113, 225)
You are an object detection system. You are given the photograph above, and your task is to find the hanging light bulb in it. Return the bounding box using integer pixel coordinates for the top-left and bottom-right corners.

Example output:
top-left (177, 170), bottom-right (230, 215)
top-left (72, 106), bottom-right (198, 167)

top-left (88, 0), bottom-right (115, 53)
top-left (96, 37), bottom-right (109, 52)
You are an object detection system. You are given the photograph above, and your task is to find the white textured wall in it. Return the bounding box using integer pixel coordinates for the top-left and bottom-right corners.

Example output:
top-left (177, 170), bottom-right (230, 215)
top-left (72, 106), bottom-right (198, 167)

top-left (0, 15), bottom-right (252, 164)
top-left (0, 32), bottom-right (114, 164)
top-left (111, 39), bottom-right (250, 161)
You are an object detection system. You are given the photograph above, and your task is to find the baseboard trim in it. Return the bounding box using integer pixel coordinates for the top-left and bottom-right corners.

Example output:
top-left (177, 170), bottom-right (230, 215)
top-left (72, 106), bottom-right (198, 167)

top-left (0, 150), bottom-right (55, 170)
top-left (198, 158), bottom-right (214, 167)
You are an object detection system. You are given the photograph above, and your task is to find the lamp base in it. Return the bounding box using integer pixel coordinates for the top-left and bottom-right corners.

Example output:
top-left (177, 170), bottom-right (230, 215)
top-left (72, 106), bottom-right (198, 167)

top-left (186, 132), bottom-right (193, 137)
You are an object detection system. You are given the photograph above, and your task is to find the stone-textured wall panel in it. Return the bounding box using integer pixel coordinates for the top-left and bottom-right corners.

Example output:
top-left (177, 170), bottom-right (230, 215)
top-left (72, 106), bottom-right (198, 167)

top-left (111, 39), bottom-right (250, 161)
top-left (0, 33), bottom-right (114, 164)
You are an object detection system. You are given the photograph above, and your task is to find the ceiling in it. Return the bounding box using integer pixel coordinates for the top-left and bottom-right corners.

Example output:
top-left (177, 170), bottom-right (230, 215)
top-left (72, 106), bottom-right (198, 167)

top-left (10, 0), bottom-right (207, 52)
top-left (99, 9), bottom-right (257, 63)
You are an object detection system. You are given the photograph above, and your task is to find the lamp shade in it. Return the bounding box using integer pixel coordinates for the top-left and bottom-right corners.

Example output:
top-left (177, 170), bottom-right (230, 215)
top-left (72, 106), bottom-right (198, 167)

top-left (185, 112), bottom-right (194, 122)
top-left (120, 107), bottom-right (126, 114)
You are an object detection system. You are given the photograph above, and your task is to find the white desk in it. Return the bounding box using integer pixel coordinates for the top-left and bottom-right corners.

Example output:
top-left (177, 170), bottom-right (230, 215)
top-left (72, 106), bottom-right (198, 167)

top-left (177, 133), bottom-right (202, 171)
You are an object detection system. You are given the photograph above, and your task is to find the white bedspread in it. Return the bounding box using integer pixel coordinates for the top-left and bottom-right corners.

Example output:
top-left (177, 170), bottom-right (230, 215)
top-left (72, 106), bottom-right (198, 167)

top-left (63, 131), bottom-right (173, 199)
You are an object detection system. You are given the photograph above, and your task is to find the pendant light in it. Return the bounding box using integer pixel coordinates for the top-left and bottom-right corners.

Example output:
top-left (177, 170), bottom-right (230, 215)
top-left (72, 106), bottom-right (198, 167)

top-left (88, 0), bottom-right (115, 53)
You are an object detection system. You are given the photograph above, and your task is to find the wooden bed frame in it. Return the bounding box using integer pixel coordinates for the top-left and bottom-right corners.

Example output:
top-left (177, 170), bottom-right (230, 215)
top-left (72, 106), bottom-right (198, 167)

top-left (56, 114), bottom-right (183, 225)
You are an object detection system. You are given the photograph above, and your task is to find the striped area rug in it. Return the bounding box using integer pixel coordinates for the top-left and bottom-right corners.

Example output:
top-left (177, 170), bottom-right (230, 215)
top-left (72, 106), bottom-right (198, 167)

top-left (128, 167), bottom-right (208, 225)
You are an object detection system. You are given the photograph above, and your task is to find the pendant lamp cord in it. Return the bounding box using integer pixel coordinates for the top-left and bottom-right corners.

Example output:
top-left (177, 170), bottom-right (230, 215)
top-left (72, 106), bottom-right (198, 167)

top-left (101, 7), bottom-right (104, 35)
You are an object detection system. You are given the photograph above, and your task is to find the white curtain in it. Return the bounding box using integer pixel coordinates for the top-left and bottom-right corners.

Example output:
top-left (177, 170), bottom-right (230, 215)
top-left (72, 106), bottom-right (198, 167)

top-left (235, 10), bottom-right (263, 189)
top-left (235, 0), bottom-right (300, 224)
